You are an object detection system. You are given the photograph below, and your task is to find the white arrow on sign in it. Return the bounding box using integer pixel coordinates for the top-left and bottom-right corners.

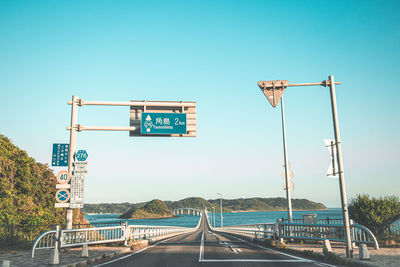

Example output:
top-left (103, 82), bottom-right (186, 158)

top-left (324, 139), bottom-right (338, 178)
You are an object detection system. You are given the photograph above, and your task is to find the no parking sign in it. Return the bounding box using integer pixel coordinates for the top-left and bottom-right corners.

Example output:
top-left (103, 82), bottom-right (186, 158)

top-left (55, 189), bottom-right (70, 203)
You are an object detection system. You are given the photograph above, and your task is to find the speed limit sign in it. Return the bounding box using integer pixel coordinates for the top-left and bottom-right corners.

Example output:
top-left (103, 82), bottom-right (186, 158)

top-left (56, 170), bottom-right (71, 184)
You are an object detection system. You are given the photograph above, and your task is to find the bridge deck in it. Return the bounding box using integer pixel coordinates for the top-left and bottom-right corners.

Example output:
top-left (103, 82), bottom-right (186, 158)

top-left (90, 213), bottom-right (334, 267)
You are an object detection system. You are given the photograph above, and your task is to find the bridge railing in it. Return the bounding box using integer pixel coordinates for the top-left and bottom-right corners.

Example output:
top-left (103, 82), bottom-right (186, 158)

top-left (279, 220), bottom-right (379, 249)
top-left (215, 219), bottom-right (379, 250)
top-left (127, 225), bottom-right (193, 240)
top-left (218, 223), bottom-right (276, 240)
top-left (32, 221), bottom-right (198, 258)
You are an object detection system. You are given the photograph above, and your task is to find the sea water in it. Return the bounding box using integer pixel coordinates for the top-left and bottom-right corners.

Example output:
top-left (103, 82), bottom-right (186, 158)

top-left (85, 208), bottom-right (342, 228)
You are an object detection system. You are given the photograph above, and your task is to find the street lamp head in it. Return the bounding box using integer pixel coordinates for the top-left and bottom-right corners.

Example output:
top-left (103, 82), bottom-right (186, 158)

top-left (257, 80), bottom-right (289, 108)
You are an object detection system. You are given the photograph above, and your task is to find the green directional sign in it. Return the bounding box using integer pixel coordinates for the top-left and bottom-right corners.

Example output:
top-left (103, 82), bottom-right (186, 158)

top-left (52, 143), bottom-right (69, 167)
top-left (141, 113), bottom-right (187, 135)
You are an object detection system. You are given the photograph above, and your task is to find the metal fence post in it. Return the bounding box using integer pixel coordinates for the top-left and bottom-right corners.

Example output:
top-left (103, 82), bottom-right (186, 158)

top-left (123, 221), bottom-right (129, 246)
top-left (50, 225), bottom-right (60, 265)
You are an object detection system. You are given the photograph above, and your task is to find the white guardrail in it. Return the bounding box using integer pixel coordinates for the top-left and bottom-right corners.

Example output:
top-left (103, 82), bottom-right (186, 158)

top-left (32, 220), bottom-right (198, 258)
top-left (215, 220), bottom-right (379, 250)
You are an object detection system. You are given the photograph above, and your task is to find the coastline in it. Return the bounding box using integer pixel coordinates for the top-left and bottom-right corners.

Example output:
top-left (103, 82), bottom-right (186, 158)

top-left (119, 215), bottom-right (178, 220)
top-left (228, 208), bottom-right (329, 213)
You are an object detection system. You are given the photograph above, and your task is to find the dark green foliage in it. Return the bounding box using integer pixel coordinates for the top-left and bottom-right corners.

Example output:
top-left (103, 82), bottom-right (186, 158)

top-left (120, 199), bottom-right (172, 219)
top-left (349, 194), bottom-right (400, 236)
top-left (165, 197), bottom-right (214, 210)
top-left (0, 135), bottom-right (65, 247)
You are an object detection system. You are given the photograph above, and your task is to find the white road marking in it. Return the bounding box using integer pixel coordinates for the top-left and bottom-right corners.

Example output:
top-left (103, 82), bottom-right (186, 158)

top-left (198, 228), bottom-right (205, 262)
top-left (215, 231), bottom-right (337, 266)
top-left (93, 232), bottom-right (192, 267)
top-left (201, 259), bottom-right (314, 262)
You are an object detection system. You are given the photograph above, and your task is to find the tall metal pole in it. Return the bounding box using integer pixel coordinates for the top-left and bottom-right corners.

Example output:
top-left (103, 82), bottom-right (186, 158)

top-left (217, 193), bottom-right (223, 227)
top-left (328, 75), bottom-right (353, 258)
top-left (65, 95), bottom-right (79, 229)
top-left (213, 208), bottom-right (215, 228)
top-left (280, 96), bottom-right (293, 223)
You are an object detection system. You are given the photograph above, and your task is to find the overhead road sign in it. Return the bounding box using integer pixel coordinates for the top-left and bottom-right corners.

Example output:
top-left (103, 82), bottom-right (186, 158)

top-left (258, 80), bottom-right (288, 108)
top-left (56, 170), bottom-right (71, 184)
top-left (75, 150), bottom-right (88, 161)
top-left (52, 144), bottom-right (69, 166)
top-left (141, 113), bottom-right (187, 135)
top-left (129, 100), bottom-right (197, 137)
top-left (55, 189), bottom-right (70, 203)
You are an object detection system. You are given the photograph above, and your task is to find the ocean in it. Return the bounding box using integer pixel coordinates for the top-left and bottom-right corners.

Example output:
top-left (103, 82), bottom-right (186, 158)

top-left (85, 208), bottom-right (343, 228)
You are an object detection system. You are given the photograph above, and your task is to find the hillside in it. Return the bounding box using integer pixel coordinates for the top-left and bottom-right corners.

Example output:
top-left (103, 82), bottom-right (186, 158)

top-left (0, 135), bottom-right (88, 247)
top-left (0, 135), bottom-right (64, 227)
top-left (119, 199), bottom-right (175, 219)
top-left (207, 197), bottom-right (327, 212)
top-left (85, 197), bottom-right (327, 215)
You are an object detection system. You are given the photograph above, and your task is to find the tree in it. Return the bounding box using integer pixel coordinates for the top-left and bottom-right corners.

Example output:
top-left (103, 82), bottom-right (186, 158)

top-left (348, 194), bottom-right (400, 236)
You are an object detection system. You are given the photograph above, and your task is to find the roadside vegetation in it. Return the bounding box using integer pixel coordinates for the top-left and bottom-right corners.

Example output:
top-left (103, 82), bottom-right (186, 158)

top-left (0, 135), bottom-right (86, 248)
top-left (349, 194), bottom-right (400, 247)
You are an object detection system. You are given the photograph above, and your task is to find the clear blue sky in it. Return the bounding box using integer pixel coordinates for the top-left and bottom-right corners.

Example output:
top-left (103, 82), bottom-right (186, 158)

top-left (1, 0), bottom-right (399, 207)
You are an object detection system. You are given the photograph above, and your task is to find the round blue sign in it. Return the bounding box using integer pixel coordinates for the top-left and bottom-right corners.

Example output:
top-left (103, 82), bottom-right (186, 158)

top-left (55, 189), bottom-right (70, 203)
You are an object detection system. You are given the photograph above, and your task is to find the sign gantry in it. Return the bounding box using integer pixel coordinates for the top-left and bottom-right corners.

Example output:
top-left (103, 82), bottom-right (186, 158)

top-left (59, 97), bottom-right (197, 230)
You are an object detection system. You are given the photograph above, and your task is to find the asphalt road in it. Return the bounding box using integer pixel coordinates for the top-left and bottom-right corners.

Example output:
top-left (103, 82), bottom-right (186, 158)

top-left (91, 214), bottom-right (336, 267)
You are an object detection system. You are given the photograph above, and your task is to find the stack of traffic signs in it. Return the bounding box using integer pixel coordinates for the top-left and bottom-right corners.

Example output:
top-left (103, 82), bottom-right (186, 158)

top-left (55, 170), bottom-right (71, 208)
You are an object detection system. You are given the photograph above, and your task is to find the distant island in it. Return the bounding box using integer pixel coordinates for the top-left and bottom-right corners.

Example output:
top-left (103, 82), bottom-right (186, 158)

top-left (84, 197), bottom-right (327, 216)
top-left (120, 199), bottom-right (176, 219)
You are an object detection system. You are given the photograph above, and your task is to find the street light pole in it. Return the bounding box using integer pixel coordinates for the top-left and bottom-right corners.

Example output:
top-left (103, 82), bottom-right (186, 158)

top-left (328, 75), bottom-right (352, 258)
top-left (217, 193), bottom-right (223, 227)
top-left (213, 208), bottom-right (215, 228)
top-left (280, 96), bottom-right (293, 223)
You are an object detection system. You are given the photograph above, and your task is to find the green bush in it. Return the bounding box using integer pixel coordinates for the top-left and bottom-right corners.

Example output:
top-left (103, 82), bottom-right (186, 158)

top-left (348, 194), bottom-right (400, 237)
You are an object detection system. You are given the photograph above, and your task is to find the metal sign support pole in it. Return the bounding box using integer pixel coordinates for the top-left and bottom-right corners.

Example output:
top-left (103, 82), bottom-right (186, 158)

top-left (65, 95), bottom-right (78, 230)
top-left (328, 75), bottom-right (352, 258)
top-left (219, 196), bottom-right (223, 227)
top-left (280, 96), bottom-right (293, 223)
